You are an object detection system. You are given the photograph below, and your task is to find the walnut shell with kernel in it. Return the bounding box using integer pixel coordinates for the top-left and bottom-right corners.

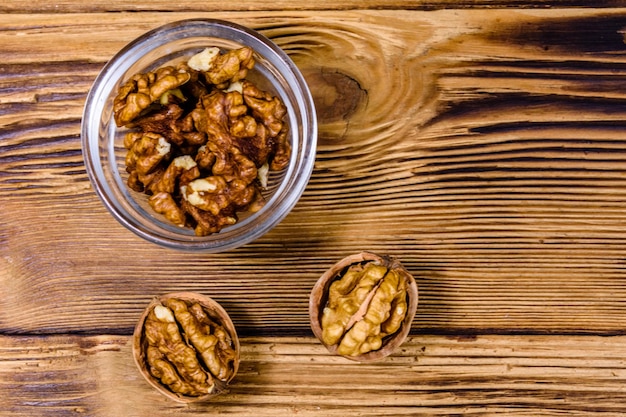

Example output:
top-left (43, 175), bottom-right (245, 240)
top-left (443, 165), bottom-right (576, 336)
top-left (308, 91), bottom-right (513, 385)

top-left (132, 292), bottom-right (240, 403)
top-left (309, 252), bottom-right (418, 362)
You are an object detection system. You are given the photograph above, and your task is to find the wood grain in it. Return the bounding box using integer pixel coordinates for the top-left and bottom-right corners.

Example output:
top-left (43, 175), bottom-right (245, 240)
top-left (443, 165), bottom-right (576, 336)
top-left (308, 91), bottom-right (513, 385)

top-left (3, 9), bottom-right (626, 337)
top-left (2, 1), bottom-right (625, 13)
top-left (2, 334), bottom-right (626, 416)
top-left (3, 4), bottom-right (626, 415)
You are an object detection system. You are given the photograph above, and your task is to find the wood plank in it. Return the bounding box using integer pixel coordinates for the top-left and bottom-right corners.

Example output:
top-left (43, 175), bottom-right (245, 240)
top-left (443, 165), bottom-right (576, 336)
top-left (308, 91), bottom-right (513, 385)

top-left (2, 334), bottom-right (626, 416)
top-left (3, 9), bottom-right (626, 336)
top-left (1, 0), bottom-right (624, 14)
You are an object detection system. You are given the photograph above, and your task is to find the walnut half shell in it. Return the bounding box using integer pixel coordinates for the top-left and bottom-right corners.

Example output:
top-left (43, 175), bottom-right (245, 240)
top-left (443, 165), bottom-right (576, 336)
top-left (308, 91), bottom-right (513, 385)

top-left (132, 292), bottom-right (240, 403)
top-left (309, 252), bottom-right (418, 362)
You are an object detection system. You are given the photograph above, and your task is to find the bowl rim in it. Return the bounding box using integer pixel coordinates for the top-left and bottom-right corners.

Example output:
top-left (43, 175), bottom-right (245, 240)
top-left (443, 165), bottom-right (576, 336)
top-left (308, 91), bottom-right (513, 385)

top-left (81, 18), bottom-right (317, 252)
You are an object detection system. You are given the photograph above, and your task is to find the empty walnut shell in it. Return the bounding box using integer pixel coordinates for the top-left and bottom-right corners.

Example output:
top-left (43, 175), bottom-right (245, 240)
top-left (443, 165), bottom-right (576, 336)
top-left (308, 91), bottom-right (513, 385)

top-left (132, 292), bottom-right (240, 403)
top-left (309, 252), bottom-right (418, 362)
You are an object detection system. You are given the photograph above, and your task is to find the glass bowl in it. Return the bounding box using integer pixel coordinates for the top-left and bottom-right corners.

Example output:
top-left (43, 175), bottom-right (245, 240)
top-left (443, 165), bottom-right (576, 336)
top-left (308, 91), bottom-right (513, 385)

top-left (81, 19), bottom-right (317, 252)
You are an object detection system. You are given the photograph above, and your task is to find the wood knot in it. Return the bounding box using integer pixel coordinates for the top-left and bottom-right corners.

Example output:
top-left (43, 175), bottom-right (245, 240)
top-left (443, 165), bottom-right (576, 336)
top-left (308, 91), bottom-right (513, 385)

top-left (302, 68), bottom-right (366, 123)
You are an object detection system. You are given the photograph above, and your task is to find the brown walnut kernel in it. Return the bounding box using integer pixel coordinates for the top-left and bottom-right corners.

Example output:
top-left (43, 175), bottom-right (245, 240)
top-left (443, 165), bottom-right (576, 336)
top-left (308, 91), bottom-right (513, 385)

top-left (113, 46), bottom-right (290, 236)
top-left (200, 46), bottom-right (255, 86)
top-left (133, 293), bottom-right (239, 403)
top-left (309, 252), bottom-right (418, 362)
top-left (114, 66), bottom-right (191, 126)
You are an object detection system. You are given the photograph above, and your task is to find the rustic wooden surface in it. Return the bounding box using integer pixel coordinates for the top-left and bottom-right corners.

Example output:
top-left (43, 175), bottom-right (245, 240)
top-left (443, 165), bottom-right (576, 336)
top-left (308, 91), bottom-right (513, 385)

top-left (2, 2), bottom-right (626, 415)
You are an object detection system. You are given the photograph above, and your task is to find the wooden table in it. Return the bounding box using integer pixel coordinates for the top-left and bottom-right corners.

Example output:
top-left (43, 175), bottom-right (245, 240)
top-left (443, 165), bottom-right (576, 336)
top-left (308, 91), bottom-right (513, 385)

top-left (3, 1), bottom-right (626, 415)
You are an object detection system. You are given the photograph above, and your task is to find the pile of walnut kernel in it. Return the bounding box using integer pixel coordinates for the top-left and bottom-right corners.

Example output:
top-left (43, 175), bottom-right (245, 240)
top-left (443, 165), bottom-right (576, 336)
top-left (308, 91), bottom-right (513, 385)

top-left (113, 46), bottom-right (291, 236)
top-left (142, 297), bottom-right (237, 397)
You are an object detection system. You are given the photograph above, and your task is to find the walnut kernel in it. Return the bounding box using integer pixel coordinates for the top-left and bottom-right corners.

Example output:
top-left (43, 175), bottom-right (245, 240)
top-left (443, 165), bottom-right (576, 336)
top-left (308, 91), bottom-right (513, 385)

top-left (309, 252), bottom-right (418, 362)
top-left (133, 293), bottom-right (240, 403)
